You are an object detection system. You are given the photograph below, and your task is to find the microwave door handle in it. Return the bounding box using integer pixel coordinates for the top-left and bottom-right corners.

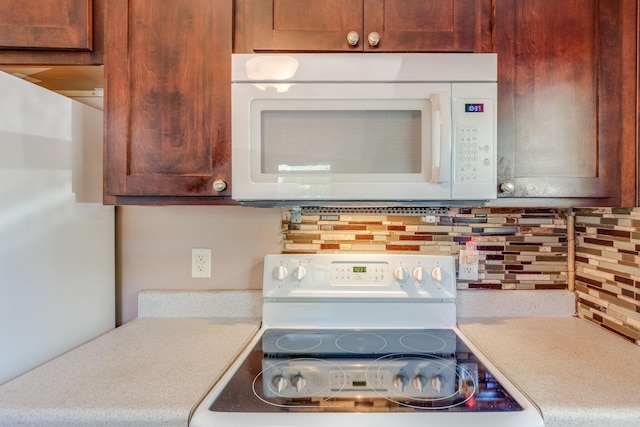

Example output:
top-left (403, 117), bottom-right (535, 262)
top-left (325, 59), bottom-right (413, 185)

top-left (431, 109), bottom-right (441, 183)
top-left (429, 91), bottom-right (451, 184)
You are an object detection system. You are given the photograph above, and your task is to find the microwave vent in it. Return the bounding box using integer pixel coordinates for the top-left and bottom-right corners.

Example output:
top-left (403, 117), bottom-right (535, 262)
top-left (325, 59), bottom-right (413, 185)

top-left (298, 206), bottom-right (451, 216)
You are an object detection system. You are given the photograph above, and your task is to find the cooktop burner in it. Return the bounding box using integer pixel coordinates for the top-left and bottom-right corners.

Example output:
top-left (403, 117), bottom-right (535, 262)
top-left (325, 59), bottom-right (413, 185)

top-left (209, 328), bottom-right (522, 413)
top-left (335, 332), bottom-right (387, 353)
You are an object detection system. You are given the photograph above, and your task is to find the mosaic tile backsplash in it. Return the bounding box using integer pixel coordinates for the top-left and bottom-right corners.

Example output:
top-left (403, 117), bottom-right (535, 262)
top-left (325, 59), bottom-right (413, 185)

top-left (574, 208), bottom-right (640, 345)
top-left (282, 207), bottom-right (568, 291)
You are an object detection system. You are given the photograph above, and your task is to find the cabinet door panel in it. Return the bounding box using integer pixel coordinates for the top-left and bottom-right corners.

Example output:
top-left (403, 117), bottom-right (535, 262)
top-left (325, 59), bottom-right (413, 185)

top-left (513, 3), bottom-right (597, 179)
top-left (496, 0), bottom-right (636, 204)
top-left (105, 0), bottom-right (231, 200)
top-left (0, 0), bottom-right (92, 50)
top-left (364, 0), bottom-right (492, 52)
top-left (253, 0), bottom-right (363, 51)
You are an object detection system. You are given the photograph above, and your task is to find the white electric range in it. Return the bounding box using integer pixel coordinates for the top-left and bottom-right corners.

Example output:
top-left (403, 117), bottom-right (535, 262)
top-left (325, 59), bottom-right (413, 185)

top-left (189, 254), bottom-right (544, 427)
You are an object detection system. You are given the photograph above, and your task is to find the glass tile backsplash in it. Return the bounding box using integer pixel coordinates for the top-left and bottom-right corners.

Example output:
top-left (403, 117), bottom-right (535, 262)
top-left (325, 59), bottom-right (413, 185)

top-left (281, 206), bottom-right (640, 346)
top-left (575, 208), bottom-right (640, 345)
top-left (281, 207), bottom-right (569, 291)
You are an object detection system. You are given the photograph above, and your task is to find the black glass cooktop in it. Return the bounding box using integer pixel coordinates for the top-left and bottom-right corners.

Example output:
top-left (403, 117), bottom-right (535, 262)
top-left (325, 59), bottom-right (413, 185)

top-left (209, 328), bottom-right (523, 413)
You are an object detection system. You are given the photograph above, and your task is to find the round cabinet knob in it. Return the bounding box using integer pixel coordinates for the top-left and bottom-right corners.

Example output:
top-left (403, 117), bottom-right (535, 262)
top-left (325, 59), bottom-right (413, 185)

top-left (212, 179), bottom-right (227, 192)
top-left (291, 374), bottom-right (306, 392)
top-left (431, 267), bottom-right (443, 282)
top-left (273, 265), bottom-right (288, 281)
top-left (500, 181), bottom-right (515, 194)
top-left (293, 266), bottom-right (307, 281)
top-left (272, 375), bottom-right (287, 393)
top-left (346, 31), bottom-right (360, 46)
top-left (368, 31), bottom-right (381, 47)
top-left (412, 267), bottom-right (425, 282)
top-left (393, 266), bottom-right (409, 282)
top-left (411, 374), bottom-right (426, 393)
top-left (392, 374), bottom-right (408, 391)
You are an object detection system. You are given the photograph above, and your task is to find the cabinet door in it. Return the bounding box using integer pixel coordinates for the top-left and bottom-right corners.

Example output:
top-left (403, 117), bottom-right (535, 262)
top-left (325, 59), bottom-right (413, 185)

top-left (250, 0), bottom-right (491, 52)
top-left (496, 0), bottom-right (637, 206)
top-left (364, 0), bottom-right (492, 52)
top-left (252, 0), bottom-right (362, 51)
top-left (0, 0), bottom-right (92, 49)
top-left (0, 0), bottom-right (103, 65)
top-left (104, 0), bottom-right (232, 202)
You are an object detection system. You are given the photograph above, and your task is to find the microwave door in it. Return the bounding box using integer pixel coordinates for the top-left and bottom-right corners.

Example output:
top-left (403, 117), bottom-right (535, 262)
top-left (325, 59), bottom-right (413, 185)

top-left (232, 83), bottom-right (453, 201)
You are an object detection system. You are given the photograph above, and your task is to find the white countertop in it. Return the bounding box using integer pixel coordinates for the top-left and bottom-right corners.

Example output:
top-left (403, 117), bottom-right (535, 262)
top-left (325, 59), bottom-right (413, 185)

top-left (0, 317), bottom-right (260, 427)
top-left (0, 290), bottom-right (637, 427)
top-left (459, 317), bottom-right (640, 427)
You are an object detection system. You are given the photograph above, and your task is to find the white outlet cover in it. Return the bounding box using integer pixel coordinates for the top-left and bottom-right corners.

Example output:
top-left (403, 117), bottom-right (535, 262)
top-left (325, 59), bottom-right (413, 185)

top-left (191, 248), bottom-right (211, 278)
top-left (458, 249), bottom-right (479, 281)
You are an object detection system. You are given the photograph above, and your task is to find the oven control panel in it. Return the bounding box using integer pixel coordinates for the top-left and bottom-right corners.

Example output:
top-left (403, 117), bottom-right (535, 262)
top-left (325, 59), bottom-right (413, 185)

top-left (263, 254), bottom-right (456, 300)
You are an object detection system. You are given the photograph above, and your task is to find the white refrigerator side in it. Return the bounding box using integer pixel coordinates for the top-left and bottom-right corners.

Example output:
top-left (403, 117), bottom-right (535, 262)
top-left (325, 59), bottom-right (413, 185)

top-left (0, 71), bottom-right (115, 385)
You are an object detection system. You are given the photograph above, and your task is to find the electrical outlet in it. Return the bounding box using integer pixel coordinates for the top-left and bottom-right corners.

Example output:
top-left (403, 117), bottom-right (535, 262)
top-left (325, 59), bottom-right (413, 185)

top-left (458, 249), bottom-right (479, 280)
top-left (191, 248), bottom-right (211, 278)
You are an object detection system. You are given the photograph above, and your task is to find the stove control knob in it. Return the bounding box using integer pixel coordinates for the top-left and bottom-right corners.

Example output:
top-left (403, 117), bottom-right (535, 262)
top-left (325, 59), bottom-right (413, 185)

top-left (412, 267), bottom-right (425, 282)
top-left (430, 375), bottom-right (443, 393)
top-left (431, 266), bottom-right (443, 282)
top-left (272, 374), bottom-right (287, 393)
top-left (293, 266), bottom-right (307, 281)
top-left (291, 374), bottom-right (306, 392)
top-left (411, 374), bottom-right (427, 393)
top-left (392, 373), bottom-right (408, 391)
top-left (273, 265), bottom-right (288, 281)
top-left (393, 266), bottom-right (409, 282)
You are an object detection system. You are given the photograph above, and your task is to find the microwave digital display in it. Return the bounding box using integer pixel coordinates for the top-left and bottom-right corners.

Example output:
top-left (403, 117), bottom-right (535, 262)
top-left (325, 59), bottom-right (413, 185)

top-left (465, 103), bottom-right (485, 113)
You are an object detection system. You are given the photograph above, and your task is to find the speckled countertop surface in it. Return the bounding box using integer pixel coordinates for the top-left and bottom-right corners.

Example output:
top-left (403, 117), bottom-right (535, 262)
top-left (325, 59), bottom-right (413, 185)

top-left (459, 317), bottom-right (640, 427)
top-left (1, 290), bottom-right (638, 427)
top-left (0, 317), bottom-right (260, 427)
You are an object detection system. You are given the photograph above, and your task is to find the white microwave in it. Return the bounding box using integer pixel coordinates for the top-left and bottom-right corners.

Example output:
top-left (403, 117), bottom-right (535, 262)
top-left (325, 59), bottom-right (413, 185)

top-left (231, 53), bottom-right (497, 205)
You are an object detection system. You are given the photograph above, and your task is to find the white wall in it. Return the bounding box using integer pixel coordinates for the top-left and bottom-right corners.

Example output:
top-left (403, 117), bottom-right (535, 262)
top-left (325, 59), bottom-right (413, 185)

top-left (0, 72), bottom-right (114, 385)
top-left (117, 205), bottom-right (282, 323)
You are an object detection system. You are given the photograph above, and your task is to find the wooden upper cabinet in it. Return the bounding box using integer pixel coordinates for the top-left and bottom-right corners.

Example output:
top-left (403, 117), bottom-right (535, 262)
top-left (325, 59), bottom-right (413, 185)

top-left (0, 0), bottom-right (92, 50)
top-left (104, 0), bottom-right (233, 203)
top-left (363, 0), bottom-right (492, 52)
top-left (252, 0), bottom-right (363, 51)
top-left (496, 0), bottom-right (637, 206)
top-left (246, 0), bottom-right (492, 52)
top-left (0, 0), bottom-right (103, 64)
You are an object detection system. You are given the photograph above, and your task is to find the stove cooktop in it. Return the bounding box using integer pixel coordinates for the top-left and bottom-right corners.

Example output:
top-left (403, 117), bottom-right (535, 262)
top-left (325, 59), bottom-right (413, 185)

top-left (209, 328), bottom-right (522, 413)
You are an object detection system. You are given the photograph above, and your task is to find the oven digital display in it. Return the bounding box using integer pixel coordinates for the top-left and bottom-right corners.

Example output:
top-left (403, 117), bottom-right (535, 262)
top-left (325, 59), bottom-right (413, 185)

top-left (465, 103), bottom-right (484, 113)
top-left (330, 261), bottom-right (388, 286)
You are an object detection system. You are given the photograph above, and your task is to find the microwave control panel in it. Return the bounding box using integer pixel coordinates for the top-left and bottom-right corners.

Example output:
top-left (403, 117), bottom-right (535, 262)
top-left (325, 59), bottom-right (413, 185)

top-left (453, 98), bottom-right (495, 186)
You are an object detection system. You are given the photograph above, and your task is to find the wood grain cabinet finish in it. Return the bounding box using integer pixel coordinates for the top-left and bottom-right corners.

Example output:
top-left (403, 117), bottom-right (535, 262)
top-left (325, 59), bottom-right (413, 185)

top-left (100, 0), bottom-right (636, 205)
top-left (245, 0), bottom-right (492, 52)
top-left (496, 0), bottom-right (637, 206)
top-left (241, 0), bottom-right (637, 206)
top-left (104, 0), bottom-right (233, 204)
top-left (0, 0), bottom-right (103, 64)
